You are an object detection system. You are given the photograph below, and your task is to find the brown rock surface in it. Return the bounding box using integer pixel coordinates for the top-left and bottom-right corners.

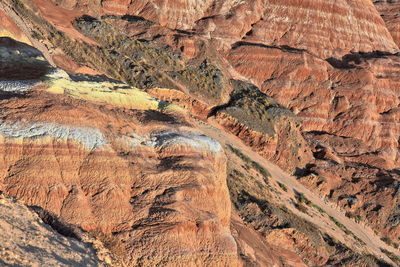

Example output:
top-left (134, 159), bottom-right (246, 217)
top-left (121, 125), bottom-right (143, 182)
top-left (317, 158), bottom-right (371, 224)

top-left (374, 0), bottom-right (400, 47)
top-left (228, 45), bottom-right (400, 168)
top-left (240, 0), bottom-right (398, 57)
top-left (2, 0), bottom-right (400, 265)
top-left (7, 0), bottom-right (398, 171)
top-left (0, 99), bottom-right (238, 265)
top-left (49, 0), bottom-right (399, 57)
top-left (0, 37), bottom-right (238, 266)
top-left (0, 194), bottom-right (104, 266)
top-left (299, 132), bottom-right (400, 243)
top-left (1, 0), bottom-right (396, 59)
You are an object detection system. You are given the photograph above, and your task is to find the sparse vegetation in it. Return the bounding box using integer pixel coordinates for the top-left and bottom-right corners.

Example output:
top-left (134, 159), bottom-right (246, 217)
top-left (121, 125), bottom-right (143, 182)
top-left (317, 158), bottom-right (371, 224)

top-left (227, 144), bottom-right (251, 163)
top-left (220, 80), bottom-right (295, 137)
top-left (252, 161), bottom-right (271, 179)
top-left (329, 216), bottom-right (351, 235)
top-left (381, 248), bottom-right (400, 265)
top-left (345, 212), bottom-right (363, 223)
top-left (311, 203), bottom-right (326, 214)
top-left (295, 202), bottom-right (309, 214)
top-left (277, 182), bottom-right (288, 192)
top-left (30, 30), bottom-right (44, 40)
top-left (179, 60), bottom-right (224, 100)
top-left (231, 169), bottom-right (245, 180)
top-left (227, 157), bottom-right (373, 265)
top-left (227, 144), bottom-right (270, 181)
top-left (354, 215), bottom-right (362, 223)
top-left (381, 237), bottom-right (399, 249)
top-left (296, 192), bottom-right (312, 206)
top-left (294, 192), bottom-right (326, 214)
top-left (328, 215), bottom-right (365, 245)
top-left (352, 234), bottom-right (365, 245)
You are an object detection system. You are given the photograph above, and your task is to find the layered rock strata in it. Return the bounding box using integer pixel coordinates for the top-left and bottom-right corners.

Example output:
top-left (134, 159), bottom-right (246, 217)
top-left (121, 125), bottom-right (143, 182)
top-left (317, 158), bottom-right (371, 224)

top-left (374, 0), bottom-right (400, 47)
top-left (0, 37), bottom-right (238, 266)
top-left (2, 0), bottom-right (400, 264)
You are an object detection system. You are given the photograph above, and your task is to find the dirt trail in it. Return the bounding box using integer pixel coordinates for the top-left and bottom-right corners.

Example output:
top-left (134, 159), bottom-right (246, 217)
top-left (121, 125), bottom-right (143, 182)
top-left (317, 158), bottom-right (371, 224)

top-left (194, 116), bottom-right (400, 266)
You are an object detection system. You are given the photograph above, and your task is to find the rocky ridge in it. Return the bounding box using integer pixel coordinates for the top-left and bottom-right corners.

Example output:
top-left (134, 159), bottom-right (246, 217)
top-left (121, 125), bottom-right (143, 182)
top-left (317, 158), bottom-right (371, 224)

top-left (0, 193), bottom-right (108, 266)
top-left (0, 35), bottom-right (237, 266)
top-left (1, 0), bottom-right (400, 266)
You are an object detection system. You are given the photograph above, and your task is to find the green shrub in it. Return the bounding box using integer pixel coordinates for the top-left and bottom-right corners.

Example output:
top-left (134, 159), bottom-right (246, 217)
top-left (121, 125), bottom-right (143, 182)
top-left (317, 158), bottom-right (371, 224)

top-left (381, 248), bottom-right (400, 265)
top-left (227, 144), bottom-right (270, 181)
top-left (295, 203), bottom-right (308, 214)
top-left (277, 182), bottom-right (288, 192)
top-left (311, 203), bottom-right (326, 214)
top-left (296, 192), bottom-right (311, 206)
top-left (329, 216), bottom-right (353, 236)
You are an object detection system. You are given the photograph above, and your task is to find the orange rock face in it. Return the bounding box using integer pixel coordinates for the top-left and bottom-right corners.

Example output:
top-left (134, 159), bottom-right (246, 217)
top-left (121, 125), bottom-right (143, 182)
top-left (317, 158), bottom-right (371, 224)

top-left (228, 44), bottom-right (400, 169)
top-left (2, 0), bottom-right (400, 264)
top-left (241, 0), bottom-right (398, 57)
top-left (374, 0), bottom-right (400, 48)
top-left (0, 98), bottom-right (237, 265)
top-left (0, 37), bottom-right (238, 266)
top-left (226, 37), bottom-right (400, 241)
top-left (50, 0), bottom-right (399, 57)
top-left (149, 0), bottom-right (395, 57)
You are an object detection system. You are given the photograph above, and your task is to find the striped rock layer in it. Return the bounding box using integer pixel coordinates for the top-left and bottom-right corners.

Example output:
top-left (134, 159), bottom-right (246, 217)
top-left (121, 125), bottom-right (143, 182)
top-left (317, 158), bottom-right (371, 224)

top-left (374, 0), bottom-right (400, 48)
top-left (0, 38), bottom-right (237, 266)
top-left (2, 0), bottom-right (400, 264)
top-left (52, 0), bottom-right (399, 57)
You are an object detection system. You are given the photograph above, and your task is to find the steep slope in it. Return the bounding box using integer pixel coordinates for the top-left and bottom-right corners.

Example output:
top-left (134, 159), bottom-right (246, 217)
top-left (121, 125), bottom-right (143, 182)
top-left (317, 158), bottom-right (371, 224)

top-left (374, 0), bottom-right (400, 48)
top-left (196, 118), bottom-right (400, 266)
top-left (0, 194), bottom-right (104, 266)
top-left (49, 0), bottom-right (399, 57)
top-left (0, 36), bottom-right (238, 266)
top-left (1, 0), bottom-right (400, 266)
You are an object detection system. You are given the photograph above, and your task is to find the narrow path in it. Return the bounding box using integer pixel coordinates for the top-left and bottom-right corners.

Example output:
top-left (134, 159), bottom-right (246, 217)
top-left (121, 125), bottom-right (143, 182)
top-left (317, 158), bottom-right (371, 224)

top-left (194, 117), bottom-right (400, 266)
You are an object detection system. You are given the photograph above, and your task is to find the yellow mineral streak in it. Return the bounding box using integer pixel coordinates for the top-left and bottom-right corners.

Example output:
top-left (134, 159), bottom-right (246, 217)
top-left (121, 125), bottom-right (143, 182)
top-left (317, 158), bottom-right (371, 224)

top-left (45, 70), bottom-right (183, 113)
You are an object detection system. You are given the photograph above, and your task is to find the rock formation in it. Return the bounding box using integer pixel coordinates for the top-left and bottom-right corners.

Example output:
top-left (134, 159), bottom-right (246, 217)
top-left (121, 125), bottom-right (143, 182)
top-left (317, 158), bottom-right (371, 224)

top-left (0, 194), bottom-right (105, 266)
top-left (0, 36), bottom-right (237, 266)
top-left (1, 0), bottom-right (400, 265)
top-left (374, 0), bottom-right (400, 47)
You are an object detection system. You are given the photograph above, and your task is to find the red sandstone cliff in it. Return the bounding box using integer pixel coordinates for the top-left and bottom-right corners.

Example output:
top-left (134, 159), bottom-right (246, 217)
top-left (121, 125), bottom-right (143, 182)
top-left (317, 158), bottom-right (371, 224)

top-left (1, 0), bottom-right (400, 265)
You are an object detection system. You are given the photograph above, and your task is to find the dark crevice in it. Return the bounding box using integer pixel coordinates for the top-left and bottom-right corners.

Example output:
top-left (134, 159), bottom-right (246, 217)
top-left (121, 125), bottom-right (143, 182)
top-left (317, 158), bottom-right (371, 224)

top-left (231, 41), bottom-right (308, 54)
top-left (326, 50), bottom-right (400, 69)
top-left (29, 206), bottom-right (84, 241)
top-left (304, 130), bottom-right (351, 139)
top-left (121, 15), bottom-right (155, 25)
top-left (0, 91), bottom-right (30, 100)
top-left (207, 98), bottom-right (233, 118)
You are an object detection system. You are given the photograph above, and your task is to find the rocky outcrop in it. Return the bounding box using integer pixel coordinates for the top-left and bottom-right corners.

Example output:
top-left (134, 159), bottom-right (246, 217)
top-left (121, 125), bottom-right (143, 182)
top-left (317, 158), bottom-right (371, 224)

top-left (2, 0), bottom-right (400, 265)
top-left (8, 0), bottom-right (397, 172)
top-left (298, 132), bottom-right (400, 245)
top-left (232, 44), bottom-right (400, 242)
top-left (225, 144), bottom-right (392, 267)
top-left (228, 43), bottom-right (400, 168)
top-left (0, 37), bottom-right (238, 266)
top-left (0, 194), bottom-right (104, 266)
top-left (146, 88), bottom-right (212, 119)
top-left (240, 0), bottom-right (398, 58)
top-left (212, 80), bottom-right (312, 171)
top-left (50, 0), bottom-right (399, 57)
top-left (221, 5), bottom-right (400, 246)
top-left (374, 0), bottom-right (400, 48)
